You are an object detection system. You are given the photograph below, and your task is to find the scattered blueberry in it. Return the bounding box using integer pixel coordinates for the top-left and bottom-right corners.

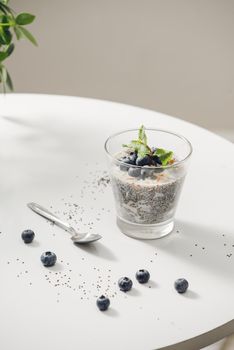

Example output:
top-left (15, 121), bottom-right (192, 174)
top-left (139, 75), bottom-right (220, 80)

top-left (118, 277), bottom-right (133, 292)
top-left (128, 167), bottom-right (141, 177)
top-left (136, 155), bottom-right (151, 166)
top-left (136, 269), bottom-right (150, 284)
top-left (40, 251), bottom-right (57, 267)
top-left (174, 278), bottom-right (189, 293)
top-left (96, 295), bottom-right (110, 311)
top-left (21, 229), bottom-right (35, 244)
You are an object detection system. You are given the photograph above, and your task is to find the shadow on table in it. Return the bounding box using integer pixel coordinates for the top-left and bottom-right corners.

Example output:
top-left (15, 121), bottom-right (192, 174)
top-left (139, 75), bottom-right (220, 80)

top-left (143, 220), bottom-right (234, 281)
top-left (74, 241), bottom-right (118, 262)
top-left (103, 307), bottom-right (119, 318)
top-left (47, 262), bottom-right (64, 272)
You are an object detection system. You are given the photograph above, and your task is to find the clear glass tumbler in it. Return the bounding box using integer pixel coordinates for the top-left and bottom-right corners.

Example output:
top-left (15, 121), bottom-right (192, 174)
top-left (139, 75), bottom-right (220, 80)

top-left (104, 128), bottom-right (192, 239)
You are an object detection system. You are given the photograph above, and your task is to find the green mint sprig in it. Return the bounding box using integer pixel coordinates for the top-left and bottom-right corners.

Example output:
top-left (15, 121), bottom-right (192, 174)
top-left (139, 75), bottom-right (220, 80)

top-left (153, 148), bottom-right (173, 166)
top-left (0, 0), bottom-right (37, 92)
top-left (123, 125), bottom-right (174, 166)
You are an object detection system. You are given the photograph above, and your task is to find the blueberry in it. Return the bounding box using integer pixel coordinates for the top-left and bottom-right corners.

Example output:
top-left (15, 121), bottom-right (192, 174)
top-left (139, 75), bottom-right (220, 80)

top-left (40, 251), bottom-right (57, 267)
top-left (119, 156), bottom-right (135, 171)
top-left (123, 156), bottom-right (135, 165)
top-left (128, 167), bottom-right (141, 177)
top-left (96, 295), bottom-right (110, 311)
top-left (136, 156), bottom-right (151, 166)
top-left (174, 278), bottom-right (189, 293)
top-left (136, 269), bottom-right (150, 284)
top-left (21, 229), bottom-right (35, 244)
top-left (129, 152), bottom-right (137, 164)
top-left (118, 277), bottom-right (133, 292)
top-left (152, 155), bottom-right (162, 165)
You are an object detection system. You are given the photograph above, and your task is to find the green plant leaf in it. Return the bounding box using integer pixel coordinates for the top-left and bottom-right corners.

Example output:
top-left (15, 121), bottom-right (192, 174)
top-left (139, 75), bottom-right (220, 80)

top-left (17, 26), bottom-right (37, 45)
top-left (125, 139), bottom-right (151, 158)
top-left (0, 64), bottom-right (13, 91)
top-left (0, 42), bottom-right (14, 61)
top-left (14, 26), bottom-right (23, 40)
top-left (138, 143), bottom-right (150, 158)
top-left (6, 68), bottom-right (13, 90)
top-left (1, 64), bottom-right (7, 82)
top-left (0, 0), bottom-right (10, 5)
top-left (0, 14), bottom-right (10, 28)
top-left (16, 13), bottom-right (35, 26)
top-left (138, 125), bottom-right (147, 144)
top-left (6, 42), bottom-right (14, 55)
top-left (0, 2), bottom-right (13, 18)
top-left (0, 49), bottom-right (7, 61)
top-left (0, 2), bottom-right (12, 15)
top-left (0, 26), bottom-right (12, 44)
top-left (153, 148), bottom-right (174, 165)
top-left (159, 151), bottom-right (173, 166)
top-left (153, 148), bottom-right (167, 157)
top-left (0, 64), bottom-right (7, 92)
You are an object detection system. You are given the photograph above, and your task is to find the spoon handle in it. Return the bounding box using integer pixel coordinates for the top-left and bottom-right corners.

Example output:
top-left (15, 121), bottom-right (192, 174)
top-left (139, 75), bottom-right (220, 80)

top-left (27, 202), bottom-right (76, 235)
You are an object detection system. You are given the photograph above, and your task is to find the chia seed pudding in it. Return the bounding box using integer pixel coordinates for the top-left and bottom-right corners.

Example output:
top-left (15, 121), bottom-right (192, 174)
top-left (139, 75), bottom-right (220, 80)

top-left (111, 150), bottom-right (185, 225)
top-left (105, 126), bottom-right (192, 239)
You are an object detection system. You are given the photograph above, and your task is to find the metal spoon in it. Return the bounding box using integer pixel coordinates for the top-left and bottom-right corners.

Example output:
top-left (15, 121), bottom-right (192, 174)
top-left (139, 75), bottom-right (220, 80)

top-left (27, 202), bottom-right (102, 244)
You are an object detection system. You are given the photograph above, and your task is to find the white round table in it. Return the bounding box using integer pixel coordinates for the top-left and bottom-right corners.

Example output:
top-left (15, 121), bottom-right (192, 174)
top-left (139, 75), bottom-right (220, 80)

top-left (0, 94), bottom-right (234, 350)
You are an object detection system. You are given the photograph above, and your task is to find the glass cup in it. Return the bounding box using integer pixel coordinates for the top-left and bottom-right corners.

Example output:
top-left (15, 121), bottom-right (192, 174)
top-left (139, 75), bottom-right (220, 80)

top-left (104, 128), bottom-right (192, 239)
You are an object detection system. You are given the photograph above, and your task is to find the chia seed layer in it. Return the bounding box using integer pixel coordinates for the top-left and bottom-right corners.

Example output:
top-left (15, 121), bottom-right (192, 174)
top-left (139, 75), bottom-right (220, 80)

top-left (111, 160), bottom-right (185, 224)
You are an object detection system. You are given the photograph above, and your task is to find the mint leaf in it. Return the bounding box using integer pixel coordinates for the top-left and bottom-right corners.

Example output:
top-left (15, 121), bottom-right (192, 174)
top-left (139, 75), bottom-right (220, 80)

top-left (123, 139), bottom-right (151, 158)
top-left (160, 151), bottom-right (173, 166)
top-left (138, 125), bottom-right (147, 144)
top-left (138, 143), bottom-right (150, 158)
top-left (153, 148), bottom-right (167, 157)
top-left (153, 148), bottom-right (173, 165)
top-left (123, 140), bottom-right (141, 150)
top-left (122, 126), bottom-right (174, 164)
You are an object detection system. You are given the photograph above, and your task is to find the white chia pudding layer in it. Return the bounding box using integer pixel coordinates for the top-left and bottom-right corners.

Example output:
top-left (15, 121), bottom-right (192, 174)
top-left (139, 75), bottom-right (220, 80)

top-left (111, 164), bottom-right (185, 225)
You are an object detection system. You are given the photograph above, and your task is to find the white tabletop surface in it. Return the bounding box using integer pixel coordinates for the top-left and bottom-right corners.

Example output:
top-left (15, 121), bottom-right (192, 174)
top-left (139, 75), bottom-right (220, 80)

top-left (0, 94), bottom-right (234, 350)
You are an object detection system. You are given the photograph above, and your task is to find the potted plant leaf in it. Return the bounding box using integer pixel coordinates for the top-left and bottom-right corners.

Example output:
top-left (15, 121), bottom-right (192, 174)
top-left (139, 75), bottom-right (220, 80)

top-left (0, 0), bottom-right (36, 92)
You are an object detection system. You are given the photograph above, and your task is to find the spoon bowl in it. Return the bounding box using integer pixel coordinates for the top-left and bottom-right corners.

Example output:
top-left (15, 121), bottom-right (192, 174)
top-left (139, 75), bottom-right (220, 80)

top-left (71, 232), bottom-right (102, 244)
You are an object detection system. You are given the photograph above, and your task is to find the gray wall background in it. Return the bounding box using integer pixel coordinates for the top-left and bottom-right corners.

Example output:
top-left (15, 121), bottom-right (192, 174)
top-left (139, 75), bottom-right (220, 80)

top-left (7, 0), bottom-right (234, 137)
